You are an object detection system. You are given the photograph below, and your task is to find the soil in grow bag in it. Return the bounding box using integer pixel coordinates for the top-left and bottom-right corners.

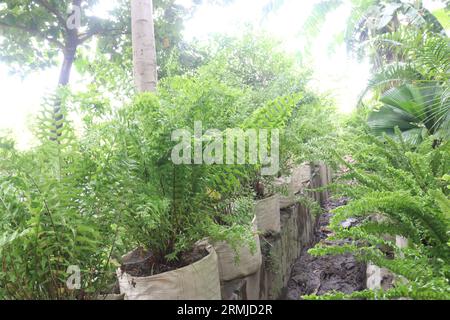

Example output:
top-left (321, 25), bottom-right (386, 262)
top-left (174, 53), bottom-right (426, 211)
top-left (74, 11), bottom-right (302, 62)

top-left (120, 246), bottom-right (209, 277)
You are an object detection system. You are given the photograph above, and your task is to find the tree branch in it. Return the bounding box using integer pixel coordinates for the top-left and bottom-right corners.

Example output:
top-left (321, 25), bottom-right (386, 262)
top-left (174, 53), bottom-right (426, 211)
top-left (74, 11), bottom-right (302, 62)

top-left (34, 0), bottom-right (68, 30)
top-left (0, 21), bottom-right (65, 49)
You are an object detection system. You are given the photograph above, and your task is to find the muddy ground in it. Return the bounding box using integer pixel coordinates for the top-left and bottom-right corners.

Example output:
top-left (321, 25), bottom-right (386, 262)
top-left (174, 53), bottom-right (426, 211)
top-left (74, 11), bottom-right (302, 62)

top-left (286, 198), bottom-right (366, 300)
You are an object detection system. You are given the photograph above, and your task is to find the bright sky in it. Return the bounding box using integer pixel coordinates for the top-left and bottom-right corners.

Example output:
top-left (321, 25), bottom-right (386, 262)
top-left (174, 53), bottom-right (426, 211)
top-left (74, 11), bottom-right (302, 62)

top-left (0, 0), bottom-right (446, 149)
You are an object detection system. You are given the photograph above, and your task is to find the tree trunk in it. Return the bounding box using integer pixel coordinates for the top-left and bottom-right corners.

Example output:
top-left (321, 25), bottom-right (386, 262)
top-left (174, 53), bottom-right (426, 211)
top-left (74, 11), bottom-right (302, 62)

top-left (52, 48), bottom-right (76, 135)
top-left (59, 0), bottom-right (80, 86)
top-left (58, 48), bottom-right (76, 86)
top-left (53, 0), bottom-right (80, 139)
top-left (131, 0), bottom-right (158, 92)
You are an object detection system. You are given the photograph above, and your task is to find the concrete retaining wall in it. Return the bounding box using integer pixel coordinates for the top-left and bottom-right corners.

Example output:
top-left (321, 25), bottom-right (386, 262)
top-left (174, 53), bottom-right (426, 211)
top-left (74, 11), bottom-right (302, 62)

top-left (221, 163), bottom-right (332, 300)
top-left (259, 203), bottom-right (316, 299)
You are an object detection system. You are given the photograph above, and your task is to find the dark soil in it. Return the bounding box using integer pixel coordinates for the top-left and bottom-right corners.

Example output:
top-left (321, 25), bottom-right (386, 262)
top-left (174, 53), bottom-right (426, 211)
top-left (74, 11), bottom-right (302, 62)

top-left (120, 245), bottom-right (208, 277)
top-left (286, 198), bottom-right (366, 300)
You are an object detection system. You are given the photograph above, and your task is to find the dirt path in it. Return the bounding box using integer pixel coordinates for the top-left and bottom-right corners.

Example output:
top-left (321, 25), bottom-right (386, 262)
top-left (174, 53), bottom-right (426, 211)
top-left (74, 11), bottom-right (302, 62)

top-left (286, 198), bottom-right (366, 300)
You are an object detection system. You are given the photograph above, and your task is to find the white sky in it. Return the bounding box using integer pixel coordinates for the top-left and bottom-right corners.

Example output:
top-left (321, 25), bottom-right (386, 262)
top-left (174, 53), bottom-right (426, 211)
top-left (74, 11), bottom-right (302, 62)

top-left (0, 0), bottom-right (446, 149)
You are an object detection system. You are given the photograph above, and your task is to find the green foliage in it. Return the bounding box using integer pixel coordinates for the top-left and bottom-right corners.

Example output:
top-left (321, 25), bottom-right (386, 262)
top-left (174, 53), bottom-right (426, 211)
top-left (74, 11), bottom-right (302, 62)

top-left (200, 33), bottom-right (310, 104)
top-left (363, 29), bottom-right (450, 90)
top-left (83, 34), bottom-right (329, 262)
top-left (83, 79), bottom-right (255, 262)
top-left (368, 84), bottom-right (450, 144)
top-left (0, 0), bottom-right (211, 84)
top-left (0, 0), bottom-right (114, 75)
top-left (0, 22), bottom-right (337, 298)
top-left (91, 0), bottom-right (229, 83)
top-left (308, 130), bottom-right (450, 300)
top-left (0, 93), bottom-right (116, 299)
top-left (0, 0), bottom-right (69, 73)
top-left (363, 25), bottom-right (449, 145)
top-left (300, 0), bottom-right (446, 59)
top-left (283, 94), bottom-right (338, 165)
top-left (244, 93), bottom-right (303, 130)
top-left (110, 75), bottom-right (264, 259)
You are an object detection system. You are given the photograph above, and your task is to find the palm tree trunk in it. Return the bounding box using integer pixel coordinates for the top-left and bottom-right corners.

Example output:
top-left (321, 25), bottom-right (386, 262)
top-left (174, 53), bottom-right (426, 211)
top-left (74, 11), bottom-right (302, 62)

top-left (131, 0), bottom-right (158, 92)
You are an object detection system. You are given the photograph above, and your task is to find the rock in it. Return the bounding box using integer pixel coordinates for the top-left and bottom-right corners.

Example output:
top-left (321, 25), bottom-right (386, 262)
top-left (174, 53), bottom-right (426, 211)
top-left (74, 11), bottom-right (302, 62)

top-left (97, 293), bottom-right (125, 300)
top-left (366, 263), bottom-right (395, 291)
top-left (341, 218), bottom-right (358, 229)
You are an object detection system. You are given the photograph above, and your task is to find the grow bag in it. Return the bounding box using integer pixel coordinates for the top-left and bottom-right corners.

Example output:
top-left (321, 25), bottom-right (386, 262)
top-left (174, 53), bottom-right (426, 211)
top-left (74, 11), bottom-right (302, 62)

top-left (276, 164), bottom-right (312, 209)
top-left (255, 194), bottom-right (281, 234)
top-left (291, 164), bottom-right (312, 192)
top-left (117, 245), bottom-right (221, 300)
top-left (214, 219), bottom-right (262, 282)
top-left (273, 176), bottom-right (295, 209)
top-left (279, 196), bottom-right (295, 209)
top-left (311, 162), bottom-right (330, 204)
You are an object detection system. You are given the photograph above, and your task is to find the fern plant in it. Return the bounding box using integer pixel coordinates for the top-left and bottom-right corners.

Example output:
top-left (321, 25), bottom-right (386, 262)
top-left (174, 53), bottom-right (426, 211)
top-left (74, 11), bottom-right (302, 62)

top-left (0, 92), bottom-right (116, 299)
top-left (111, 84), bottom-right (259, 265)
top-left (305, 129), bottom-right (450, 300)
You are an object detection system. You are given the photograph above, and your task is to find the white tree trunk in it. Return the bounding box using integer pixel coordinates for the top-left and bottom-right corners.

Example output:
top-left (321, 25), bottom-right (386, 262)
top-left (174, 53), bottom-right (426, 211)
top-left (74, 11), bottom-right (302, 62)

top-left (131, 0), bottom-right (157, 92)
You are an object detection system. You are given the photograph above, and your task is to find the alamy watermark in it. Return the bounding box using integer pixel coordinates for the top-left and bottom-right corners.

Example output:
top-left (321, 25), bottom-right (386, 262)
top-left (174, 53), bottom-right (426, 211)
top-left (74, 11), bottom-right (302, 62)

top-left (67, 4), bottom-right (81, 30)
top-left (66, 265), bottom-right (81, 290)
top-left (171, 122), bottom-right (280, 176)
